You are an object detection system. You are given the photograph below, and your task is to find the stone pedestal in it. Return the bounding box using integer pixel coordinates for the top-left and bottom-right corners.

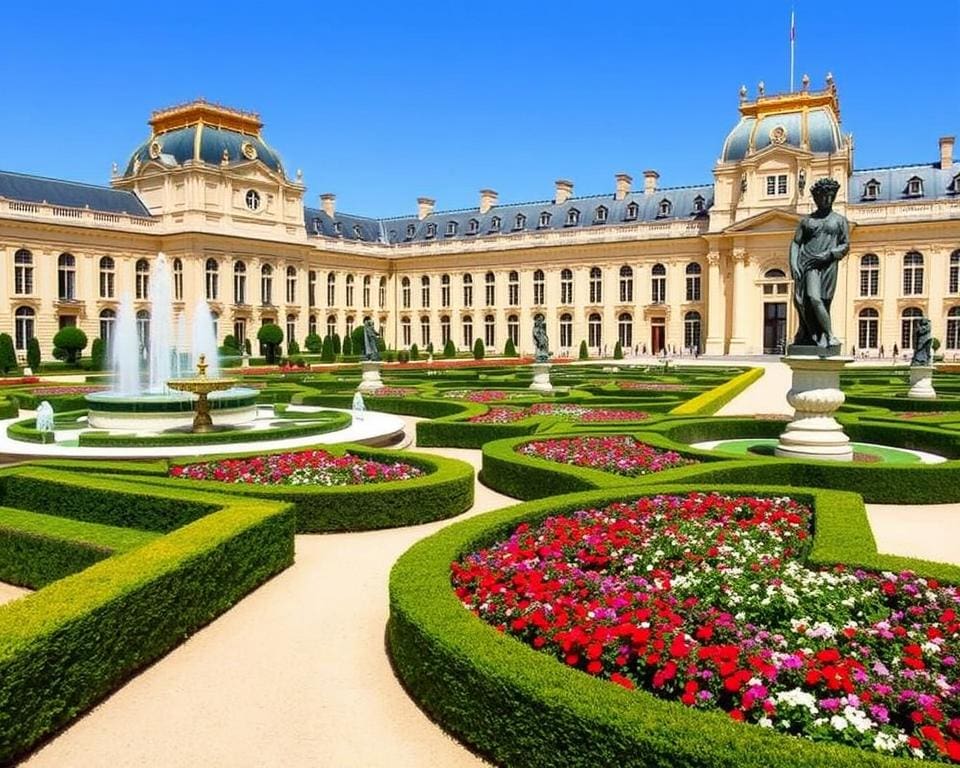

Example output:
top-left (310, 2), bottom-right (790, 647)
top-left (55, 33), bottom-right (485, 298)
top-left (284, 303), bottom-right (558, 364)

top-left (357, 361), bottom-right (384, 393)
top-left (776, 355), bottom-right (853, 462)
top-left (529, 363), bottom-right (553, 392)
top-left (908, 365), bottom-right (936, 399)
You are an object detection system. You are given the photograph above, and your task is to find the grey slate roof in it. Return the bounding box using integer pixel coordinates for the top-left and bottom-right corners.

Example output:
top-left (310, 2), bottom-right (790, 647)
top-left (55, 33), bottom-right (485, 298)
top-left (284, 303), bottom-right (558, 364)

top-left (124, 126), bottom-right (284, 177)
top-left (721, 107), bottom-right (841, 161)
top-left (849, 162), bottom-right (960, 203)
top-left (0, 170), bottom-right (151, 217)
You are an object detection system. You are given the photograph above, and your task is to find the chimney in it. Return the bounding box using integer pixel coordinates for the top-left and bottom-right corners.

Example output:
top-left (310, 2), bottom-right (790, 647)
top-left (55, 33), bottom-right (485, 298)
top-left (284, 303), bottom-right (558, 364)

top-left (940, 136), bottom-right (955, 169)
top-left (614, 173), bottom-right (633, 201)
top-left (320, 193), bottom-right (336, 217)
top-left (417, 196), bottom-right (435, 220)
top-left (479, 189), bottom-right (498, 213)
top-left (554, 179), bottom-right (574, 204)
top-left (643, 170), bottom-right (659, 195)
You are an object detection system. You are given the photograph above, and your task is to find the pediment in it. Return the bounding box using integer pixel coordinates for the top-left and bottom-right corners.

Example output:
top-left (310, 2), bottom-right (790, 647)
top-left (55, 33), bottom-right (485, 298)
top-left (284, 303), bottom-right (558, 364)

top-left (750, 142), bottom-right (813, 163)
top-left (724, 208), bottom-right (801, 234)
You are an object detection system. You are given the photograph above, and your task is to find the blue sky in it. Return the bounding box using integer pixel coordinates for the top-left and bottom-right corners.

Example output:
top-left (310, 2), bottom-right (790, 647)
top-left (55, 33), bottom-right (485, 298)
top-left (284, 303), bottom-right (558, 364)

top-left (0, 1), bottom-right (956, 217)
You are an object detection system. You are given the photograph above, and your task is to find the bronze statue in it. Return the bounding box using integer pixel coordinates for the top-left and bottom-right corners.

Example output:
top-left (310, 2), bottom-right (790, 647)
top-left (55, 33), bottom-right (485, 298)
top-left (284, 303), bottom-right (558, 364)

top-left (362, 317), bottom-right (381, 362)
top-left (532, 315), bottom-right (550, 363)
top-left (788, 177), bottom-right (850, 353)
top-left (911, 317), bottom-right (933, 366)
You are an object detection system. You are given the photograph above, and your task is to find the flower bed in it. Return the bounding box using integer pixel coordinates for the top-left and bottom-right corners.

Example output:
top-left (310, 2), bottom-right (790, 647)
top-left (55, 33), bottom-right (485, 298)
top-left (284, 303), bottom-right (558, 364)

top-left (469, 403), bottom-right (648, 424)
top-left (365, 387), bottom-right (418, 398)
top-left (518, 435), bottom-right (694, 477)
top-left (30, 385), bottom-right (108, 396)
top-left (170, 449), bottom-right (424, 486)
top-left (615, 381), bottom-right (686, 391)
top-left (0, 377), bottom-right (40, 387)
top-left (441, 389), bottom-right (527, 402)
top-left (451, 493), bottom-right (960, 762)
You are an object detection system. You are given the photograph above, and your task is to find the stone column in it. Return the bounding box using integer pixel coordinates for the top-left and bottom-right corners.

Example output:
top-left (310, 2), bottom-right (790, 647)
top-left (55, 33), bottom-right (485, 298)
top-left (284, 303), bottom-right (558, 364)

top-left (704, 251), bottom-right (725, 355)
top-left (726, 248), bottom-right (748, 355)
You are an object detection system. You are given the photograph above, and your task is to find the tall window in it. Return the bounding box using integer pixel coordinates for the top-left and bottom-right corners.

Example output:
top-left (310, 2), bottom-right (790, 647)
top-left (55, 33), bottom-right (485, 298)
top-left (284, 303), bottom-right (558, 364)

top-left (363, 275), bottom-right (371, 307)
top-left (950, 251), bottom-right (960, 294)
top-left (440, 315), bottom-right (451, 345)
top-left (286, 314), bottom-right (296, 347)
top-left (485, 272), bottom-right (496, 306)
top-left (619, 266), bottom-right (633, 302)
top-left (903, 252), bottom-right (924, 295)
top-left (685, 262), bottom-right (702, 301)
top-left (508, 271), bottom-right (519, 306)
top-left (327, 273), bottom-right (336, 305)
top-left (172, 258), bottom-right (183, 301)
top-left (560, 269), bottom-right (573, 304)
top-left (205, 259), bottom-right (219, 301)
top-left (136, 309), bottom-right (150, 353)
top-left (345, 274), bottom-right (355, 306)
top-left (618, 313), bottom-right (633, 348)
top-left (14, 249), bottom-right (33, 295)
top-left (14, 306), bottom-right (35, 351)
top-left (559, 313), bottom-right (572, 349)
top-left (260, 264), bottom-right (274, 305)
top-left (589, 267), bottom-right (602, 304)
top-left (233, 319), bottom-right (247, 348)
top-left (327, 315), bottom-right (338, 339)
top-left (308, 270), bottom-right (317, 307)
top-left (766, 174), bottom-right (788, 196)
top-left (440, 274), bottom-right (451, 307)
top-left (860, 253), bottom-right (880, 297)
top-left (901, 307), bottom-right (923, 349)
top-left (421, 275), bottom-right (431, 308)
top-left (947, 307), bottom-right (960, 350)
top-left (507, 314), bottom-right (519, 346)
top-left (99, 309), bottom-right (116, 348)
top-left (93, 256), bottom-right (113, 299)
top-left (462, 315), bottom-right (473, 347)
top-left (651, 263), bottom-right (667, 303)
top-left (378, 276), bottom-right (387, 308)
top-left (533, 270), bottom-right (545, 305)
top-left (233, 261), bottom-right (247, 304)
top-left (588, 313), bottom-right (602, 348)
top-left (135, 259), bottom-right (150, 300)
top-left (463, 274), bottom-right (473, 307)
top-left (684, 311), bottom-right (702, 352)
top-left (484, 314), bottom-right (495, 347)
top-left (858, 308), bottom-right (879, 350)
top-left (58, 253), bottom-right (76, 300)
top-left (308, 315), bottom-right (317, 337)
top-left (345, 315), bottom-right (355, 337)
top-left (286, 267), bottom-right (297, 304)
top-left (419, 316), bottom-right (430, 347)
top-left (401, 277), bottom-right (411, 308)
top-left (401, 317), bottom-right (411, 346)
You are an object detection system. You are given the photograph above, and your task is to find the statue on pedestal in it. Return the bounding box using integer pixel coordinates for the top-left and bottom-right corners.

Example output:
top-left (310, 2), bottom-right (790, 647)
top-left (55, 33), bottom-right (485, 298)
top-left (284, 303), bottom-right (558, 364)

top-left (362, 317), bottom-right (381, 362)
top-left (911, 317), bottom-right (933, 366)
top-left (532, 315), bottom-right (550, 363)
top-left (788, 177), bottom-right (850, 353)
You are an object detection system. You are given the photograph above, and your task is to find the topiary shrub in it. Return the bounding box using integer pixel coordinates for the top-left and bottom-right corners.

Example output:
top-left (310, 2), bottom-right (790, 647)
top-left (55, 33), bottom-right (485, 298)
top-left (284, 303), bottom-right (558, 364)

top-left (305, 333), bottom-right (323, 353)
top-left (256, 324), bottom-right (284, 365)
top-left (473, 338), bottom-right (485, 361)
top-left (332, 333), bottom-right (341, 355)
top-left (578, 340), bottom-right (589, 360)
top-left (410, 343), bottom-right (420, 361)
top-left (613, 341), bottom-right (623, 360)
top-left (504, 338), bottom-right (517, 357)
top-left (26, 337), bottom-right (41, 371)
top-left (351, 325), bottom-right (366, 356)
top-left (222, 334), bottom-right (239, 354)
top-left (52, 327), bottom-right (88, 365)
top-left (443, 339), bottom-right (456, 359)
top-left (321, 335), bottom-right (335, 362)
top-left (397, 349), bottom-right (410, 364)
top-left (287, 339), bottom-right (300, 356)
top-left (90, 338), bottom-right (106, 371)
top-left (342, 334), bottom-right (353, 357)
top-left (0, 334), bottom-right (17, 374)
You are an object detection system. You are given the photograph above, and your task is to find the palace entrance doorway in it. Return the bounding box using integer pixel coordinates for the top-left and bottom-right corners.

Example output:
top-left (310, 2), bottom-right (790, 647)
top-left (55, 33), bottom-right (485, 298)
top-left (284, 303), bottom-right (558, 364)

top-left (763, 302), bottom-right (787, 354)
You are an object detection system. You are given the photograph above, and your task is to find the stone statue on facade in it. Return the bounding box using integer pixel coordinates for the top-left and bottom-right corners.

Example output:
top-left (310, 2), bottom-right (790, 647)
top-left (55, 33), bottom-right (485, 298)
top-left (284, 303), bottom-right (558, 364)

top-left (362, 317), bottom-right (381, 362)
top-left (911, 317), bottom-right (933, 366)
top-left (532, 315), bottom-right (550, 363)
top-left (788, 177), bottom-right (850, 353)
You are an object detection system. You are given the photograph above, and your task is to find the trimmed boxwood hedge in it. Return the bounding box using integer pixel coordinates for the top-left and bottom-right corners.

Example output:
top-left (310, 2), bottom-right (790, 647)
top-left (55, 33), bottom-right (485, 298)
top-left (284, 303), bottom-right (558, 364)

top-left (388, 484), bottom-right (960, 768)
top-left (669, 367), bottom-right (763, 415)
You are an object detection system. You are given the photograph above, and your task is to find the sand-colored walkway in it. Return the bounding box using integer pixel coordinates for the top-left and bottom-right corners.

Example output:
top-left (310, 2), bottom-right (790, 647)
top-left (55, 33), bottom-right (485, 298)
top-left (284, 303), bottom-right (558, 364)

top-left (717, 361), bottom-right (792, 416)
top-left (0, 581), bottom-right (30, 607)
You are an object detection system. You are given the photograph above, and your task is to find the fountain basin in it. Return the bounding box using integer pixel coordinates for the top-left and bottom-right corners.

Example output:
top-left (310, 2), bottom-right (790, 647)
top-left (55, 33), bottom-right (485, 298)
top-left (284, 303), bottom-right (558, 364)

top-left (85, 387), bottom-right (258, 431)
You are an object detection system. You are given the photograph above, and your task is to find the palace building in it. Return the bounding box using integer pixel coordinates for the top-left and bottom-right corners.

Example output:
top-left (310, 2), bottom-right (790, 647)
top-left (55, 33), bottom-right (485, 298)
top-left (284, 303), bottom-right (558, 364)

top-left (1, 76), bottom-right (958, 361)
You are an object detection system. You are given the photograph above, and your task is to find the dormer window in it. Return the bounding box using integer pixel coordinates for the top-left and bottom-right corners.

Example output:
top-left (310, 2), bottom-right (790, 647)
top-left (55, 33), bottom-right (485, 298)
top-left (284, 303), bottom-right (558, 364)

top-left (425, 223), bottom-right (437, 238)
top-left (467, 218), bottom-right (479, 234)
top-left (906, 176), bottom-right (924, 198)
top-left (513, 214), bottom-right (525, 230)
top-left (538, 211), bottom-right (551, 228)
top-left (951, 174), bottom-right (960, 194)
top-left (625, 202), bottom-right (639, 221)
top-left (405, 223), bottom-right (416, 240)
top-left (446, 221), bottom-right (458, 236)
top-left (594, 205), bottom-right (608, 224)
top-left (333, 221), bottom-right (342, 236)
top-left (657, 199), bottom-right (672, 218)
top-left (692, 195), bottom-right (705, 214)
top-left (353, 224), bottom-right (363, 239)
top-left (312, 217), bottom-right (322, 234)
top-left (863, 179), bottom-right (881, 201)
top-left (565, 208), bottom-right (580, 226)
top-left (489, 216), bottom-right (501, 232)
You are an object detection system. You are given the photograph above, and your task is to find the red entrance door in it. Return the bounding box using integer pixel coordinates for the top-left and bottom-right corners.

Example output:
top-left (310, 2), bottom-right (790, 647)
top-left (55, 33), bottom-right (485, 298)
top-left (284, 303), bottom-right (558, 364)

top-left (651, 319), bottom-right (665, 354)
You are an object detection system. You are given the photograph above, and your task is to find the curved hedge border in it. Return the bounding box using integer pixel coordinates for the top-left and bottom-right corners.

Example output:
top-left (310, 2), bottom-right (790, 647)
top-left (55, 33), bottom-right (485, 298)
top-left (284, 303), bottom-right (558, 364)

top-left (669, 367), bottom-right (764, 415)
top-left (389, 484), bottom-right (960, 768)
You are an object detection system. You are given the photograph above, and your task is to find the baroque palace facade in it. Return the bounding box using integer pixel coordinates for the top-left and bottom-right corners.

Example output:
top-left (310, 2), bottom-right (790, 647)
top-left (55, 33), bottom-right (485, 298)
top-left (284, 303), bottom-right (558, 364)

top-left (0, 77), bottom-right (958, 362)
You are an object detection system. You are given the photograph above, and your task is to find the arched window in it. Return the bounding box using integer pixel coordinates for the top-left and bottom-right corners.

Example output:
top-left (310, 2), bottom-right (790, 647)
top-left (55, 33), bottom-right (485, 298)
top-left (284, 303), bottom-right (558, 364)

top-left (762, 268), bottom-right (789, 296)
top-left (425, 223), bottom-right (437, 238)
top-left (619, 265), bottom-right (633, 302)
top-left (618, 312), bottom-right (633, 348)
top-left (484, 314), bottom-right (496, 347)
top-left (538, 211), bottom-right (551, 228)
top-left (589, 267), bottom-right (603, 304)
top-left (58, 253), bottom-right (76, 300)
top-left (657, 199), bottom-right (672, 218)
top-left (863, 179), bottom-right (881, 200)
top-left (533, 269), bottom-right (545, 305)
top-left (693, 195), bottom-right (706, 214)
top-left (560, 269), bottom-right (574, 305)
top-left (136, 259), bottom-right (150, 300)
top-left (405, 223), bottom-right (416, 240)
top-left (205, 259), bottom-right (219, 301)
top-left (440, 315), bottom-right (451, 345)
top-left (172, 258), bottom-right (183, 301)
top-left (308, 270), bottom-right (317, 307)
top-left (513, 213), bottom-right (526, 230)
top-left (286, 266), bottom-right (297, 304)
top-left (233, 261), bottom-right (247, 304)
top-left (308, 314), bottom-right (317, 337)
top-left (860, 253), bottom-right (880, 297)
top-left (905, 176), bottom-right (924, 197)
top-left (440, 274), bottom-right (451, 308)
top-left (625, 202), bottom-right (639, 221)
top-left (947, 307), bottom-right (960, 350)
top-left (588, 313), bottom-right (602, 348)
top-left (685, 262), bottom-right (702, 302)
top-left (14, 306), bottom-right (35, 351)
top-left (14, 249), bottom-right (34, 295)
top-left (651, 263), bottom-right (667, 303)
top-left (566, 208), bottom-right (580, 226)
top-left (490, 216), bottom-right (502, 232)
top-left (401, 277), bottom-right (411, 309)
top-left (260, 264), bottom-right (274, 306)
top-left (508, 271), bottom-right (519, 306)
top-left (858, 307), bottom-right (879, 350)
top-left (327, 314), bottom-right (338, 339)
top-left (684, 311), bottom-right (702, 353)
top-left (446, 221), bottom-right (458, 237)
top-left (462, 315), bottom-right (473, 347)
top-left (485, 272), bottom-right (496, 306)
top-left (507, 314), bottom-right (520, 347)
top-left (901, 307), bottom-right (923, 350)
top-left (326, 272), bottom-right (336, 306)
top-left (233, 319), bottom-right (247, 348)
top-left (559, 313), bottom-right (573, 349)
top-left (345, 274), bottom-right (355, 306)
top-left (286, 314), bottom-right (296, 348)
top-left (903, 252), bottom-right (924, 295)
top-left (950, 250), bottom-right (960, 294)
top-left (421, 275), bottom-right (430, 308)
top-left (99, 308), bottom-right (116, 348)
top-left (378, 276), bottom-right (387, 308)
top-left (594, 206), bottom-right (608, 224)
top-left (462, 273), bottom-right (474, 307)
top-left (136, 309), bottom-right (150, 353)
top-left (363, 275), bottom-right (372, 307)
top-left (467, 219), bottom-right (479, 235)
top-left (97, 256), bottom-right (114, 299)
top-left (345, 315), bottom-right (355, 337)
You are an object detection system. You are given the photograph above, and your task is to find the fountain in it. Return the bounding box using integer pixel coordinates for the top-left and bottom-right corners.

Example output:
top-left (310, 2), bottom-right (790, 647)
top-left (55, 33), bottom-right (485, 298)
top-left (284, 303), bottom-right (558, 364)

top-left (168, 355), bottom-right (239, 433)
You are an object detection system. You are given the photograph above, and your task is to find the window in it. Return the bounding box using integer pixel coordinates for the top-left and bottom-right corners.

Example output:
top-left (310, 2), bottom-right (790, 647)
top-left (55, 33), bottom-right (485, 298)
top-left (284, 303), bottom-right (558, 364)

top-left (657, 199), bottom-right (672, 218)
top-left (462, 315), bottom-right (473, 347)
top-left (446, 221), bottom-right (458, 237)
top-left (333, 222), bottom-right (342, 236)
top-left (625, 202), bottom-right (639, 221)
top-left (860, 254), bottom-right (880, 297)
top-left (440, 315), bottom-right (451, 345)
top-left (947, 307), bottom-right (960, 350)
top-left (463, 274), bottom-right (474, 307)
top-left (589, 267), bottom-right (602, 304)
top-left (308, 270), bottom-right (317, 307)
top-left (233, 319), bottom-right (247, 348)
top-left (513, 214), bottom-right (525, 230)
top-left (902, 307), bottom-right (923, 349)
top-left (401, 277), bottom-right (411, 309)
top-left (467, 219), bottom-right (479, 235)
top-left (766, 174), bottom-right (788, 196)
top-left (618, 313), bottom-right (633, 348)
top-left (684, 311), bottom-right (702, 353)
top-left (566, 208), bottom-right (580, 226)
top-left (233, 261), bottom-right (247, 304)
top-left (685, 262), bottom-right (702, 301)
top-left (903, 252), bottom-right (924, 295)
top-left (353, 224), bottom-right (362, 239)
top-left (588, 313), bottom-right (602, 348)
top-left (286, 266), bottom-right (297, 304)
top-left (14, 249), bottom-right (33, 295)
top-left (952, 174), bottom-right (960, 194)
top-left (863, 179), bottom-right (881, 200)
top-left (594, 206), bottom-right (608, 224)
top-left (533, 270), bottom-right (545, 305)
top-left (441, 274), bottom-right (451, 307)
top-left (405, 224), bottom-right (416, 240)
top-left (99, 309), bottom-right (116, 348)
top-left (619, 266), bottom-right (633, 302)
top-left (14, 306), bottom-right (35, 351)
top-left (905, 176), bottom-right (924, 197)
top-left (327, 273), bottom-right (336, 305)
top-left (421, 275), bottom-right (431, 308)
top-left (136, 259), bottom-right (150, 300)
top-left (484, 314), bottom-right (496, 347)
top-left (172, 258), bottom-right (183, 301)
top-left (210, 312), bottom-right (219, 340)
top-left (651, 263), bottom-right (667, 303)
top-left (363, 275), bottom-right (371, 307)
top-left (206, 259), bottom-right (219, 301)
top-left (58, 253), bottom-right (76, 300)
top-left (693, 195), bottom-right (706, 214)
top-left (426, 223), bottom-right (437, 239)
top-left (98, 256), bottom-right (115, 299)
top-left (378, 276), bottom-right (387, 308)
top-left (485, 272), bottom-right (496, 306)
top-left (136, 309), bottom-right (150, 353)
top-left (345, 315), bottom-right (354, 337)
top-left (560, 269), bottom-right (573, 304)
top-left (312, 217), bottom-right (322, 235)
top-left (858, 308), bottom-right (879, 350)
top-left (345, 274), bottom-right (355, 306)
top-left (951, 251), bottom-right (960, 294)
top-left (490, 216), bottom-right (502, 232)
top-left (286, 314), bottom-right (296, 347)
top-left (538, 212), bottom-right (551, 228)
top-left (308, 315), bottom-right (317, 337)
top-left (245, 189), bottom-right (261, 210)
top-left (260, 264), bottom-right (274, 306)
top-left (762, 268), bottom-right (789, 296)
top-left (327, 315), bottom-right (338, 339)
top-left (559, 313), bottom-right (573, 349)
top-left (507, 314), bottom-right (519, 347)
top-left (508, 271), bottom-right (519, 306)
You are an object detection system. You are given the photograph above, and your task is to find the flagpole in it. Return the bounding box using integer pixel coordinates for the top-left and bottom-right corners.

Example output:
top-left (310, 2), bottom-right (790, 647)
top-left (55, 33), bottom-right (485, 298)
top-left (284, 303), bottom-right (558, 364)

top-left (790, 9), bottom-right (796, 92)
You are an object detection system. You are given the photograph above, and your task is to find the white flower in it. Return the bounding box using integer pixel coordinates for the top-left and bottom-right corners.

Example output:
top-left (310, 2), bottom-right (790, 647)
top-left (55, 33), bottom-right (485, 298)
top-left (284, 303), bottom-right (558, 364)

top-left (830, 715), bottom-right (848, 731)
